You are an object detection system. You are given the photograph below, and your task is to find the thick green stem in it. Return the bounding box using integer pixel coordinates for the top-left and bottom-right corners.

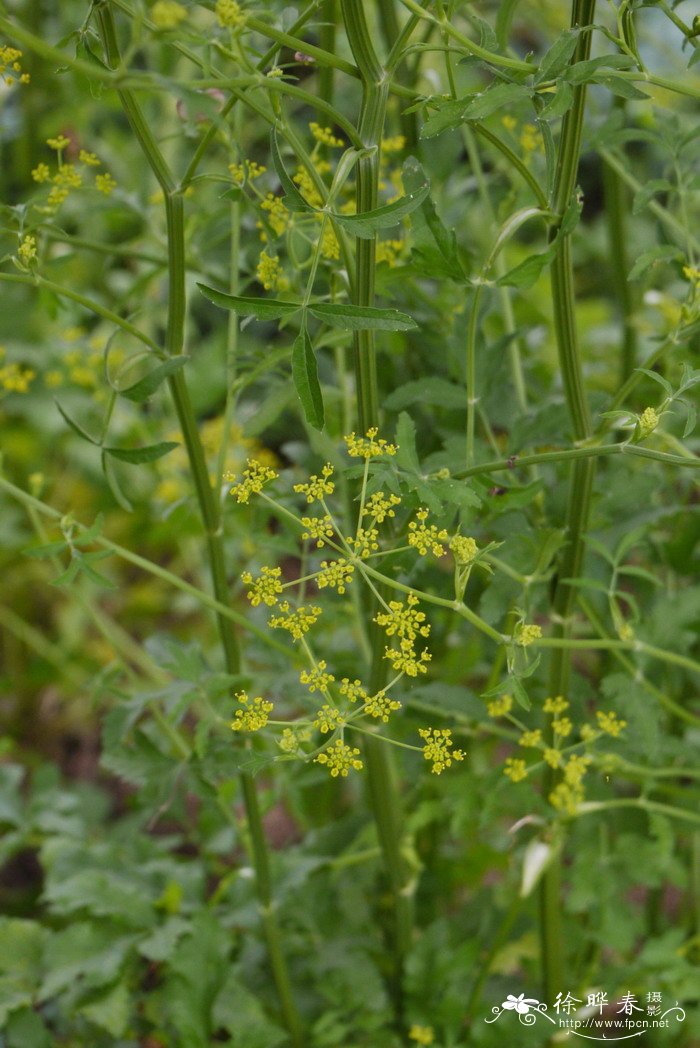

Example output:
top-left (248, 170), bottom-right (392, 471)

top-left (341, 0), bottom-right (414, 1028)
top-left (541, 0), bottom-right (597, 1004)
top-left (94, 6), bottom-right (302, 1041)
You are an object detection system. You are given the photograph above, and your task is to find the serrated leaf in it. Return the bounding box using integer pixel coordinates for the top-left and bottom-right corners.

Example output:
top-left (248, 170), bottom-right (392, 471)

top-left (564, 53), bottom-right (635, 84)
top-left (464, 82), bottom-right (533, 121)
top-left (308, 302), bottom-right (417, 331)
top-left (497, 245), bottom-right (556, 288)
top-left (79, 981), bottom-right (130, 1038)
top-left (118, 356), bottom-right (189, 402)
top-left (420, 97), bottom-right (471, 139)
top-left (270, 128), bottom-right (316, 212)
top-left (197, 284), bottom-right (299, 320)
top-left (330, 182), bottom-right (430, 238)
top-left (291, 326), bottom-right (324, 430)
top-left (535, 28), bottom-right (580, 83)
top-left (634, 367), bottom-right (674, 396)
top-left (104, 441), bottom-right (179, 464)
top-left (403, 156), bottom-right (465, 280)
top-left (54, 400), bottom-right (99, 445)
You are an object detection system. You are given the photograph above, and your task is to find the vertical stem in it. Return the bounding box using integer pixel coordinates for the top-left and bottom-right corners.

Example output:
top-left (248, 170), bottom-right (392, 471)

top-left (341, 0), bottom-right (414, 1028)
top-left (542, 0), bottom-right (597, 1004)
top-left (94, 6), bottom-right (303, 1043)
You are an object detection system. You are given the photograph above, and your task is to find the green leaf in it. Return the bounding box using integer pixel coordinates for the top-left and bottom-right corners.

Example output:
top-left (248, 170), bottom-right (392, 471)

top-left (40, 923), bottom-right (138, 1000)
top-left (54, 400), bottom-right (99, 445)
top-left (535, 28), bottom-right (580, 83)
top-left (538, 82), bottom-right (575, 119)
top-left (395, 411), bottom-right (421, 473)
top-left (118, 355), bottom-right (189, 402)
top-left (0, 918), bottom-right (48, 1025)
top-left (308, 302), bottom-right (417, 331)
top-left (330, 181), bottom-right (430, 239)
top-left (592, 72), bottom-right (649, 99)
top-left (497, 244), bottom-right (556, 288)
top-left (292, 326), bottom-right (324, 430)
top-left (627, 245), bottom-right (682, 281)
top-left (634, 367), bottom-right (674, 397)
top-left (104, 441), bottom-right (179, 464)
top-left (463, 82), bottom-right (533, 121)
top-left (564, 53), bottom-right (635, 84)
top-left (79, 980), bottom-right (131, 1038)
top-left (385, 376), bottom-right (466, 411)
top-left (197, 284), bottom-right (300, 320)
top-left (403, 156), bottom-right (465, 280)
top-left (420, 97), bottom-right (471, 139)
top-left (270, 128), bottom-right (316, 212)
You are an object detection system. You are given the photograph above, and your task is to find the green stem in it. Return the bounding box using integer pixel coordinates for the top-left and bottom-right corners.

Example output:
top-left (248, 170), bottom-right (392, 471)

top-left (93, 7), bottom-right (302, 1041)
top-left (453, 441), bottom-right (700, 478)
top-left (541, 0), bottom-right (597, 1005)
top-left (601, 117), bottom-right (637, 384)
top-left (341, 0), bottom-right (414, 1028)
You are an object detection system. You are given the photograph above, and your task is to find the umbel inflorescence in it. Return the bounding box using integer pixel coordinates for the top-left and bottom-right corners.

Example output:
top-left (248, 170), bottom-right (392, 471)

top-left (225, 431), bottom-right (627, 806)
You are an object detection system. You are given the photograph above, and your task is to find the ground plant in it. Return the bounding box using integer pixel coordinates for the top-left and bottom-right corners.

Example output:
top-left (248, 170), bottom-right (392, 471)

top-left (0, 0), bottom-right (699, 1045)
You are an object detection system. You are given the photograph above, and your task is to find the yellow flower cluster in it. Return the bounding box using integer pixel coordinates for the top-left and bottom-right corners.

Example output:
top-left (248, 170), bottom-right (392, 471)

top-left (313, 705), bottom-right (345, 733)
top-left (0, 361), bottom-right (35, 394)
top-left (376, 239), bottom-right (404, 267)
top-left (294, 164), bottom-right (326, 209)
top-left (317, 559), bottom-right (354, 594)
top-left (0, 45), bottom-right (30, 87)
top-left (216, 0), bottom-right (246, 27)
top-left (320, 223), bottom-right (340, 260)
top-left (301, 514), bottom-right (335, 547)
top-left (339, 678), bottom-right (368, 702)
top-left (256, 250), bottom-right (288, 291)
top-left (309, 121), bottom-right (345, 148)
top-left (151, 0), bottom-right (187, 29)
top-left (31, 139), bottom-right (115, 212)
top-left (450, 534), bottom-right (478, 565)
top-left (382, 135), bottom-right (406, 154)
top-left (486, 694), bottom-right (513, 717)
top-left (552, 716), bottom-right (573, 738)
top-left (259, 193), bottom-right (289, 239)
top-left (241, 565), bottom-right (283, 607)
top-left (543, 695), bottom-right (568, 715)
top-left (683, 264), bottom-right (700, 286)
top-left (293, 463), bottom-right (334, 503)
top-left (408, 509), bottom-right (449, 557)
top-left (363, 491), bottom-right (401, 523)
top-left (408, 1026), bottom-right (434, 1046)
top-left (269, 601), bottom-right (321, 640)
top-left (375, 594), bottom-right (430, 643)
top-left (17, 235), bottom-right (37, 268)
top-left (229, 159), bottom-right (266, 183)
top-left (315, 738), bottom-right (363, 777)
top-left (347, 526), bottom-right (379, 559)
top-left (516, 622), bottom-right (542, 646)
top-left (549, 754), bottom-right (592, 815)
top-left (519, 729), bottom-right (542, 748)
top-left (227, 459), bottom-right (278, 502)
top-left (231, 691), bottom-right (273, 732)
top-left (300, 660), bottom-right (334, 693)
top-left (596, 710), bottom-right (627, 737)
top-left (419, 728), bottom-right (465, 775)
top-left (363, 690), bottom-right (401, 723)
top-left (503, 757), bottom-right (528, 782)
top-left (637, 406), bottom-right (659, 439)
top-left (344, 427), bottom-right (397, 459)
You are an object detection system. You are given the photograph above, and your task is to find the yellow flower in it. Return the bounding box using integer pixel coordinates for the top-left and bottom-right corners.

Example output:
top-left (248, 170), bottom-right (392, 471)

top-left (519, 729), bottom-right (542, 748)
top-left (46, 185), bottom-right (69, 210)
top-left (216, 0), bottom-right (246, 27)
top-left (450, 534), bottom-right (478, 564)
top-left (228, 159), bottom-right (266, 183)
top-left (317, 558), bottom-right (354, 594)
top-left (683, 264), bottom-right (700, 286)
top-left (486, 694), bottom-right (513, 717)
top-left (53, 163), bottom-right (82, 189)
top-left (362, 690), bottom-right (401, 723)
top-left (320, 223), bottom-right (339, 260)
top-left (268, 602), bottom-right (321, 640)
top-left (259, 193), bottom-right (289, 238)
top-left (409, 1025), bottom-right (434, 1045)
top-left (503, 757), bottom-right (528, 782)
top-left (47, 135), bottom-right (70, 151)
top-left (95, 172), bottom-right (117, 195)
top-left (340, 678), bottom-right (368, 703)
top-left (300, 660), bottom-right (335, 694)
top-left (501, 115), bottom-right (517, 132)
top-left (543, 695), bottom-right (569, 715)
top-left (256, 250), bottom-right (288, 291)
top-left (0, 362), bottom-right (35, 394)
top-left (344, 427), bottom-right (397, 459)
top-left (520, 122), bottom-right (540, 153)
top-left (230, 691), bottom-right (273, 732)
top-left (549, 781), bottom-right (583, 815)
top-left (294, 166), bottom-right (325, 208)
top-left (516, 622), bottom-right (542, 646)
top-left (151, 0), bottom-right (187, 29)
top-left (596, 710), bottom-right (627, 737)
top-left (44, 369), bottom-right (64, 389)
top-left (226, 459), bottom-right (278, 502)
top-left (637, 406), bottom-right (659, 439)
top-left (0, 45), bottom-right (30, 86)
top-left (309, 121), bottom-right (345, 147)
top-left (17, 235), bottom-right (37, 268)
top-left (31, 162), bottom-right (51, 183)
top-left (293, 463), bottom-right (334, 503)
top-left (382, 134), bottom-right (406, 154)
top-left (384, 640), bottom-right (431, 677)
top-left (419, 728), bottom-right (464, 775)
top-left (375, 595), bottom-right (430, 643)
top-left (543, 747), bottom-right (562, 768)
top-left (408, 508), bottom-right (449, 557)
top-left (79, 150), bottom-right (101, 166)
top-left (552, 717), bottom-right (573, 738)
top-left (362, 491), bottom-right (401, 523)
top-left (563, 754), bottom-right (591, 785)
top-left (301, 514), bottom-right (335, 548)
top-left (313, 705), bottom-right (345, 733)
top-left (315, 738), bottom-right (363, 777)
top-left (241, 565), bottom-right (283, 607)
top-left (347, 526), bottom-right (380, 559)
top-left (376, 239), bottom-right (404, 267)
